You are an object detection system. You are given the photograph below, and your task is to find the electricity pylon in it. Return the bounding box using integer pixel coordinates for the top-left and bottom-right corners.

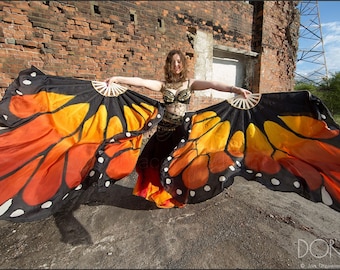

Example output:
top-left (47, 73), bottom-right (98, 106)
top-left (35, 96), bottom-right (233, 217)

top-left (295, 0), bottom-right (329, 85)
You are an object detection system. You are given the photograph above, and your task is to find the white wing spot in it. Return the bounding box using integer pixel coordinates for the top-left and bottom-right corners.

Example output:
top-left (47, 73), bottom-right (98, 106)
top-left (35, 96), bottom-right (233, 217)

top-left (98, 157), bottom-right (104, 163)
top-left (229, 165), bottom-right (236, 171)
top-left (15, 89), bottom-right (23, 95)
top-left (293, 181), bottom-right (301, 189)
top-left (10, 209), bottom-right (25, 218)
top-left (219, 176), bottom-right (227, 182)
top-left (23, 79), bottom-right (32, 85)
top-left (105, 181), bottom-right (110, 188)
top-left (204, 185), bottom-right (211, 192)
top-left (321, 186), bottom-right (333, 206)
top-left (75, 184), bottom-right (82, 190)
top-left (190, 190), bottom-right (196, 197)
top-left (30, 72), bottom-right (37, 77)
top-left (271, 178), bottom-right (280, 186)
top-left (41, 201), bottom-right (52, 209)
top-left (0, 199), bottom-right (13, 216)
top-left (176, 189), bottom-right (183, 195)
top-left (165, 178), bottom-right (172, 185)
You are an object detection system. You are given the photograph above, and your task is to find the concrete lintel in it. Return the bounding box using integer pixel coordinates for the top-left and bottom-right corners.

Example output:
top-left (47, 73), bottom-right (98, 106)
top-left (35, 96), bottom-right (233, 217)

top-left (214, 44), bottom-right (258, 57)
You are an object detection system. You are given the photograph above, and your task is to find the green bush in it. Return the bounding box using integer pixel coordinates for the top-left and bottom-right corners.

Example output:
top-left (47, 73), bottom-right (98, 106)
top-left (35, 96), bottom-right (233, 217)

top-left (294, 82), bottom-right (317, 91)
top-left (295, 72), bottom-right (340, 117)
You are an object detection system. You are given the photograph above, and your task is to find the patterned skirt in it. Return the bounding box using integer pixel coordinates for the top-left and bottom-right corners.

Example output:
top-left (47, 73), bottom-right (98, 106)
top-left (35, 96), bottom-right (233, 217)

top-left (133, 110), bottom-right (186, 208)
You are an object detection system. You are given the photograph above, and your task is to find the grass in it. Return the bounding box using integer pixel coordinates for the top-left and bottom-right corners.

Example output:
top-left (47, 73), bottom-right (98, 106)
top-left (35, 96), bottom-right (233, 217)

top-left (333, 114), bottom-right (340, 126)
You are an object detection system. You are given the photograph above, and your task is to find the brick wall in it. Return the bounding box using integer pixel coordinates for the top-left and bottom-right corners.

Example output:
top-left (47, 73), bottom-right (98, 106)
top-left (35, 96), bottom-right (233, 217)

top-left (259, 1), bottom-right (300, 93)
top-left (0, 1), bottom-right (299, 108)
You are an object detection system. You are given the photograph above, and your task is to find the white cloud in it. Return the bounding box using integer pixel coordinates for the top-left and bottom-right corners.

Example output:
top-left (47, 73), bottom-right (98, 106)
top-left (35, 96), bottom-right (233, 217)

top-left (322, 21), bottom-right (340, 74)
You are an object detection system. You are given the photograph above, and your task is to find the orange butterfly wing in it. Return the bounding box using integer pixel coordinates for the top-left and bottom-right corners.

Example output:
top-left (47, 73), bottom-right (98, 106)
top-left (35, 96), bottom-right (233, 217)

top-left (0, 66), bottom-right (163, 221)
top-left (160, 91), bottom-right (340, 212)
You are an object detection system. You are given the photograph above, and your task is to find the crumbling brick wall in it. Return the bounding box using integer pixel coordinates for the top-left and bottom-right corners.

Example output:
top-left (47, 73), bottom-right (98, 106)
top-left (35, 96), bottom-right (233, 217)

top-left (254, 1), bottom-right (300, 93)
top-left (0, 1), bottom-right (299, 108)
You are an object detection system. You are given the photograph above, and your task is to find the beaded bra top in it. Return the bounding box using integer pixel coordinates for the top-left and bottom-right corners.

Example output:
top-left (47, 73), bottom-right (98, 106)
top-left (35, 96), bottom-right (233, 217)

top-left (162, 80), bottom-right (192, 105)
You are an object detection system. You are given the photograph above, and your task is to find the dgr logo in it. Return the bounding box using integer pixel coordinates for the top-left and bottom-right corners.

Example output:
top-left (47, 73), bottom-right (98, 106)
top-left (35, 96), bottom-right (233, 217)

top-left (298, 239), bottom-right (340, 259)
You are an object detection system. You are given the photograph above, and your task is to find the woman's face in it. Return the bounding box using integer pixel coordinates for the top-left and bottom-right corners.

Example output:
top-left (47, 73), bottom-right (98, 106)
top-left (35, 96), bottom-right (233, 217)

top-left (171, 54), bottom-right (183, 75)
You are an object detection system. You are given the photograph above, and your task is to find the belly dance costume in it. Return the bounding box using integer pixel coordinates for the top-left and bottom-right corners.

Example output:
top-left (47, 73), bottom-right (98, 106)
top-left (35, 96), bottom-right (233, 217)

top-left (133, 81), bottom-right (192, 208)
top-left (1, 68), bottom-right (340, 222)
top-left (2, 67), bottom-right (340, 222)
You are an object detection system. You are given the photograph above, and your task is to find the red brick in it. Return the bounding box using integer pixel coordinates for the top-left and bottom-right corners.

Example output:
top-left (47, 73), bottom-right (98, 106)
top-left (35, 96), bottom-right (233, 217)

top-left (0, 1), bottom-right (298, 100)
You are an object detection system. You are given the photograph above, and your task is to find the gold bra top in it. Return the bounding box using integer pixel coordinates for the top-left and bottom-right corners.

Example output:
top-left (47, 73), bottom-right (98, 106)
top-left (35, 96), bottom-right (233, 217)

top-left (162, 80), bottom-right (192, 105)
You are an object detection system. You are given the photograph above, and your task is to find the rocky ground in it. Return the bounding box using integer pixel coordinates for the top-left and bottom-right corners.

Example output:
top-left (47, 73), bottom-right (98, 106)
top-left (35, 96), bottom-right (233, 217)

top-left (1, 173), bottom-right (339, 269)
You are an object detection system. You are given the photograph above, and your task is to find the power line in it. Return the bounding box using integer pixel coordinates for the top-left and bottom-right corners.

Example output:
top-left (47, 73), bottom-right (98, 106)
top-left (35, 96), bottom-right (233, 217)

top-left (295, 0), bottom-right (328, 85)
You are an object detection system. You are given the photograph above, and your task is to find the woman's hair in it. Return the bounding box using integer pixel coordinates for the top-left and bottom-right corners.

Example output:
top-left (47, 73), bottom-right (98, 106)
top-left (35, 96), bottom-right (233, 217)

top-left (164, 49), bottom-right (188, 83)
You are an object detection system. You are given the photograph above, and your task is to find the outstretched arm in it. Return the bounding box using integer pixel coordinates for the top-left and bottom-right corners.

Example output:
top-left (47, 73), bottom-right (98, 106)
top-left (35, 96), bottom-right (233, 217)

top-left (190, 79), bottom-right (251, 98)
top-left (105, 76), bottom-right (163, 92)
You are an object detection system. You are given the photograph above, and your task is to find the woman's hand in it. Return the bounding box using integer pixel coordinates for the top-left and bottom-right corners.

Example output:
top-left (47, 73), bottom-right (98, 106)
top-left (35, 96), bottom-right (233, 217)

top-left (232, 86), bottom-right (252, 99)
top-left (105, 76), bottom-right (120, 86)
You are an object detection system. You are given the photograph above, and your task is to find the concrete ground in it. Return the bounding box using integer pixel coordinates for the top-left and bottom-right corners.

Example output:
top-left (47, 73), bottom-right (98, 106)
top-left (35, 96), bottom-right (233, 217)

top-left (1, 172), bottom-right (339, 269)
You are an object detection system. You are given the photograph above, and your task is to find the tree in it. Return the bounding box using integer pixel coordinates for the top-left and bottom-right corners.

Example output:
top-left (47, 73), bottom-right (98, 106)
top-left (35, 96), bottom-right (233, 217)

top-left (295, 72), bottom-right (340, 116)
top-left (294, 81), bottom-right (317, 91)
top-left (317, 72), bottom-right (340, 115)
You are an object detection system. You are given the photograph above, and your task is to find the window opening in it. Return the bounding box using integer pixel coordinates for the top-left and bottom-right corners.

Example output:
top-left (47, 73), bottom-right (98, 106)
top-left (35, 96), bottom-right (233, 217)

top-left (94, 5), bottom-right (100, 15)
top-left (158, 18), bottom-right (163, 28)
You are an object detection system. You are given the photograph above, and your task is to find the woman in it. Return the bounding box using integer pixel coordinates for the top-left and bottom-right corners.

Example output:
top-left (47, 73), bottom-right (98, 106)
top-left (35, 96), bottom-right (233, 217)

top-left (105, 49), bottom-right (251, 208)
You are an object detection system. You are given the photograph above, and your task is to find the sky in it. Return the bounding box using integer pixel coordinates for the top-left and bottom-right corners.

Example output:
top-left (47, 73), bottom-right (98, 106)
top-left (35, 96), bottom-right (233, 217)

top-left (296, 1), bottom-right (340, 82)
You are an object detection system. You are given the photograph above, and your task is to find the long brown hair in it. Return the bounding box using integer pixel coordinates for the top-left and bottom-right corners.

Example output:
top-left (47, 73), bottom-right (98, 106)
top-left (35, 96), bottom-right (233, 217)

top-left (163, 49), bottom-right (188, 83)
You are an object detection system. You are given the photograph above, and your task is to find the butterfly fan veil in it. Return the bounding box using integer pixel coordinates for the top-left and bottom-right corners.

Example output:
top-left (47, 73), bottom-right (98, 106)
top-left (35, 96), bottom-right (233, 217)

top-left (160, 91), bottom-right (340, 212)
top-left (1, 67), bottom-right (340, 222)
top-left (0, 66), bottom-right (164, 221)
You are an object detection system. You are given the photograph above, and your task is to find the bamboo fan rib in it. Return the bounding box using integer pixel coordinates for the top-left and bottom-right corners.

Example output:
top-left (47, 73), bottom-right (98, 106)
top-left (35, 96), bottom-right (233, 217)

top-left (91, 81), bottom-right (127, 97)
top-left (227, 93), bottom-right (261, 109)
